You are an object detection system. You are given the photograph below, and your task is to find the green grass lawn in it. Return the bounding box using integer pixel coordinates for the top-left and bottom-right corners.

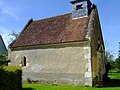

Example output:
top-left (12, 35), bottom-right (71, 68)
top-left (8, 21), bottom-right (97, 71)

top-left (22, 71), bottom-right (120, 90)
top-left (109, 71), bottom-right (120, 79)
top-left (22, 84), bottom-right (120, 90)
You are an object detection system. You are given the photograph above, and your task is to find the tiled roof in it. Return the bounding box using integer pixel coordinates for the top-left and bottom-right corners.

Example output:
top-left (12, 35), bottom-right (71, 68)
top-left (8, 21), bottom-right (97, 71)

top-left (9, 13), bottom-right (90, 48)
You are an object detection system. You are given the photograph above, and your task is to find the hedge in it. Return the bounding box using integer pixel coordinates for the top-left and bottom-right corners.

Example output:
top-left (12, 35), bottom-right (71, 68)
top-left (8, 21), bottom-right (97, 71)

top-left (0, 66), bottom-right (22, 90)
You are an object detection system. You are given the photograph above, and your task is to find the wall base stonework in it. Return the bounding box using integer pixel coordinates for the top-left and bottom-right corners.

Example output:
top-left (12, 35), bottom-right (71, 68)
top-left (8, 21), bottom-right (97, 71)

top-left (22, 72), bottom-right (85, 86)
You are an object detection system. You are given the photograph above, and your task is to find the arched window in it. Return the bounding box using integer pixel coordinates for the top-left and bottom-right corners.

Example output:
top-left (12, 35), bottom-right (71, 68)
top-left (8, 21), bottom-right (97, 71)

top-left (21, 56), bottom-right (26, 67)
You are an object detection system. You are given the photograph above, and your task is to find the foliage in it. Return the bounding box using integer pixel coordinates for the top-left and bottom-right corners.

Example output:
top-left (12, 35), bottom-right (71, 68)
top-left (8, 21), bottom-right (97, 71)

top-left (0, 66), bottom-right (22, 90)
top-left (102, 51), bottom-right (115, 83)
top-left (104, 51), bottom-right (115, 72)
top-left (109, 70), bottom-right (120, 79)
top-left (3, 66), bottom-right (21, 72)
top-left (106, 70), bottom-right (120, 87)
top-left (115, 58), bottom-right (120, 72)
top-left (8, 31), bottom-right (20, 44)
top-left (0, 54), bottom-right (8, 66)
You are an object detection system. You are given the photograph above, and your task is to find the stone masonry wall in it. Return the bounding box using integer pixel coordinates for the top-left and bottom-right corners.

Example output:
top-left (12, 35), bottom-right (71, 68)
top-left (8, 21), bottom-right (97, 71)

top-left (89, 7), bottom-right (106, 83)
top-left (8, 41), bottom-right (92, 86)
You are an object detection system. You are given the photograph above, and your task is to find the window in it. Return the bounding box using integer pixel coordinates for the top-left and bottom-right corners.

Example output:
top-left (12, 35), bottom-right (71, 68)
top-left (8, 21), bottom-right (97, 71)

top-left (76, 4), bottom-right (83, 10)
top-left (21, 56), bottom-right (26, 67)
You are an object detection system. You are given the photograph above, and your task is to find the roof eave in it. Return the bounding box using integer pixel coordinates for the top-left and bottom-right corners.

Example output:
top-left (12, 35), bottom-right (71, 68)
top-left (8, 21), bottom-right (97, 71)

top-left (9, 40), bottom-right (89, 50)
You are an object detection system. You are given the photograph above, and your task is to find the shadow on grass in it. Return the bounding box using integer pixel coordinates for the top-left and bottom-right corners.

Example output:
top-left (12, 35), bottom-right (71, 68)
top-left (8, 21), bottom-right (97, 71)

top-left (22, 88), bottom-right (34, 90)
top-left (102, 79), bottom-right (120, 87)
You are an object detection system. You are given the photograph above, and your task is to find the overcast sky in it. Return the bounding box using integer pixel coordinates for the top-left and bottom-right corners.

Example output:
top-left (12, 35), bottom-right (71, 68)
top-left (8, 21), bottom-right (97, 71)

top-left (0, 0), bottom-right (120, 58)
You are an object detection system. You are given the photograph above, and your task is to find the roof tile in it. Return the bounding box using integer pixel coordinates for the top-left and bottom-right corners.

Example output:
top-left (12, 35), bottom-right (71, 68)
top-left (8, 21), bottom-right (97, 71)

top-left (10, 13), bottom-right (89, 48)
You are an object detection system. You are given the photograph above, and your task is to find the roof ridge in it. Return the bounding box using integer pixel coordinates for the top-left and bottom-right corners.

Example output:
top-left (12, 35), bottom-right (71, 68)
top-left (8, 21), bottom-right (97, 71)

top-left (34, 13), bottom-right (71, 21)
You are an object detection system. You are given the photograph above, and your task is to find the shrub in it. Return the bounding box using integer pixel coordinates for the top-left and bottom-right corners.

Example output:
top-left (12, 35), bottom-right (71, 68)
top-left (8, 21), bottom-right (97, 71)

top-left (0, 54), bottom-right (8, 66)
top-left (0, 66), bottom-right (22, 90)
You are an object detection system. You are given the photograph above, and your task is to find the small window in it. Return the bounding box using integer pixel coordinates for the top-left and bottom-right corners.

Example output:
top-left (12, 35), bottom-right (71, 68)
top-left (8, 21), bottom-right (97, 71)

top-left (21, 56), bottom-right (26, 67)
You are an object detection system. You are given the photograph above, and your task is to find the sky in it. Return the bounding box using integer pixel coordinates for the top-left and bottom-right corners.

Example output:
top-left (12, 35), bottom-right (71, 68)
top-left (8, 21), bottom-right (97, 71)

top-left (0, 0), bottom-right (120, 58)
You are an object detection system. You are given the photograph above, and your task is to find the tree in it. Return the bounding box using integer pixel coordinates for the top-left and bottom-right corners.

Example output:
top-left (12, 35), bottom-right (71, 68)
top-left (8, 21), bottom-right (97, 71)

top-left (0, 54), bottom-right (8, 66)
top-left (115, 42), bottom-right (120, 72)
top-left (105, 51), bottom-right (115, 70)
top-left (8, 31), bottom-right (19, 44)
top-left (115, 58), bottom-right (120, 72)
top-left (102, 51), bottom-right (115, 82)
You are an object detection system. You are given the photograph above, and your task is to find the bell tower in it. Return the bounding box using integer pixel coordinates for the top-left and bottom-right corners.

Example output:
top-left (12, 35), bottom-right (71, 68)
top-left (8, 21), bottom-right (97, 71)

top-left (70, 0), bottom-right (92, 19)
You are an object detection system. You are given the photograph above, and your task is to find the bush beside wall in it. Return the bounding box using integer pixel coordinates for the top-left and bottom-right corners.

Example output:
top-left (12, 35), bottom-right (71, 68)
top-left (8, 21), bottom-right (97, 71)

top-left (0, 66), bottom-right (22, 90)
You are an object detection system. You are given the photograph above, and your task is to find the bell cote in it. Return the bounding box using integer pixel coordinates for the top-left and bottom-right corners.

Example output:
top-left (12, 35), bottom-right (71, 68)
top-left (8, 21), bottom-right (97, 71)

top-left (70, 0), bottom-right (92, 19)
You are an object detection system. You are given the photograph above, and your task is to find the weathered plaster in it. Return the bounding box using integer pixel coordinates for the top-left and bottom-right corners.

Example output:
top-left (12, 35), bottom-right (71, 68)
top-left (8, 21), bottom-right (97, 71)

top-left (9, 41), bottom-right (92, 86)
